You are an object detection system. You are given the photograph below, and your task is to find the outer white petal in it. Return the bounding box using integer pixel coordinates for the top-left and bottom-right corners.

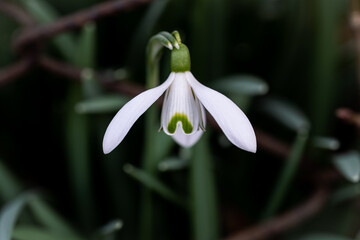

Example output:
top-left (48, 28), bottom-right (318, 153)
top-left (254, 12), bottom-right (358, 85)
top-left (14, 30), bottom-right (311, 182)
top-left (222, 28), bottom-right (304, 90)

top-left (172, 125), bottom-right (204, 148)
top-left (103, 73), bottom-right (175, 154)
top-left (185, 72), bottom-right (257, 153)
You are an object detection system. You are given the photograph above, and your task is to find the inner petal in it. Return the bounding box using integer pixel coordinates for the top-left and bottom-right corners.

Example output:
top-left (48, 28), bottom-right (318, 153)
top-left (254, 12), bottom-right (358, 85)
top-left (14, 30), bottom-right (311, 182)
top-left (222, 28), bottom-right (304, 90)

top-left (161, 73), bottom-right (202, 135)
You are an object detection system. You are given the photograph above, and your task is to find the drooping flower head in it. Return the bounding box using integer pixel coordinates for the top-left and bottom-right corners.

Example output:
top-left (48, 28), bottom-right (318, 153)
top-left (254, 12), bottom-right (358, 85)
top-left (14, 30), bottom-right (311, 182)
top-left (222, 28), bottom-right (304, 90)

top-left (103, 35), bottom-right (256, 154)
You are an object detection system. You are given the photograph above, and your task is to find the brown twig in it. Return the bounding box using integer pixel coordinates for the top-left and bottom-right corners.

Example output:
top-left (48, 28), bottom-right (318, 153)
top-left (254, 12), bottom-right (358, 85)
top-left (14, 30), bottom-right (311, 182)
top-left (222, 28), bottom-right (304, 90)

top-left (0, 0), bottom-right (152, 86)
top-left (38, 55), bottom-right (145, 96)
top-left (0, 57), bottom-right (34, 86)
top-left (255, 129), bottom-right (290, 158)
top-left (224, 188), bottom-right (328, 240)
top-left (14, 0), bottom-right (151, 52)
top-left (0, 1), bottom-right (35, 27)
top-left (336, 108), bottom-right (360, 128)
top-left (0, 1), bottom-right (37, 85)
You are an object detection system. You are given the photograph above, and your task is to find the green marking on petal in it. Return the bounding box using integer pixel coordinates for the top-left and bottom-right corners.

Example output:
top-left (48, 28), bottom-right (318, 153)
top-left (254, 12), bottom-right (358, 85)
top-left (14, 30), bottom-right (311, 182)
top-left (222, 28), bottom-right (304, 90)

top-left (167, 113), bottom-right (193, 134)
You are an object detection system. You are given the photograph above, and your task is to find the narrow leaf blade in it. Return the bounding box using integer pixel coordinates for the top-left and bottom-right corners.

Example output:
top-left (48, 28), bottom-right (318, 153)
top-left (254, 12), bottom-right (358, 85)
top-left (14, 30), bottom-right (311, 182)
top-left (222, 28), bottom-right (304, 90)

top-left (261, 97), bottom-right (310, 132)
top-left (0, 160), bottom-right (22, 201)
top-left (0, 193), bottom-right (34, 240)
top-left (211, 75), bottom-right (268, 96)
top-left (12, 226), bottom-right (81, 240)
top-left (333, 151), bottom-right (360, 183)
top-left (29, 197), bottom-right (81, 238)
top-left (124, 164), bottom-right (186, 208)
top-left (75, 95), bottom-right (128, 114)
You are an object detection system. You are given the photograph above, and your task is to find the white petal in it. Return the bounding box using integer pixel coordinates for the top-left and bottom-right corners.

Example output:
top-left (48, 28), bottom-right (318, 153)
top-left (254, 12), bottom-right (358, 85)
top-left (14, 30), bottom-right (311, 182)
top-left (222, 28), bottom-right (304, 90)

top-left (196, 97), bottom-right (206, 130)
top-left (103, 73), bottom-right (175, 154)
top-left (185, 72), bottom-right (257, 153)
top-left (161, 73), bottom-right (202, 135)
top-left (172, 126), bottom-right (204, 148)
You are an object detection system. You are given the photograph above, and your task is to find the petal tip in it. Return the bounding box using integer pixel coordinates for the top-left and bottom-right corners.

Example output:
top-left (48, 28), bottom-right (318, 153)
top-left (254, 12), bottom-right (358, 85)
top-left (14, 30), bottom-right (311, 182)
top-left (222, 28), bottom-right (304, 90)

top-left (172, 129), bottom-right (203, 148)
top-left (247, 145), bottom-right (257, 153)
top-left (241, 133), bottom-right (257, 153)
top-left (102, 132), bottom-right (119, 154)
top-left (102, 140), bottom-right (114, 154)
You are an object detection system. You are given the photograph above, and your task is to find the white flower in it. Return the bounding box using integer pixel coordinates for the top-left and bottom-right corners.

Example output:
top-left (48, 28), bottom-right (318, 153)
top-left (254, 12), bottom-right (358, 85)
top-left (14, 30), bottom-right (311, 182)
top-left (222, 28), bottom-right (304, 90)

top-left (103, 44), bottom-right (256, 154)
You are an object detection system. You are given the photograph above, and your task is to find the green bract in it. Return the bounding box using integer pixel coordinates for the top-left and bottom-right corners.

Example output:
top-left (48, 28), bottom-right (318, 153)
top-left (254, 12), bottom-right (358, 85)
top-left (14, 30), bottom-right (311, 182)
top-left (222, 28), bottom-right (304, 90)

top-left (171, 44), bottom-right (191, 72)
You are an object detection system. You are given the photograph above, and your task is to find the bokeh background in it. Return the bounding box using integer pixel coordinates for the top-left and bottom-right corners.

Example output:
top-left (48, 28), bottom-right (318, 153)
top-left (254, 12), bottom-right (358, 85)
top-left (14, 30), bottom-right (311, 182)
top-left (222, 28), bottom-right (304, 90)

top-left (0, 0), bottom-right (359, 240)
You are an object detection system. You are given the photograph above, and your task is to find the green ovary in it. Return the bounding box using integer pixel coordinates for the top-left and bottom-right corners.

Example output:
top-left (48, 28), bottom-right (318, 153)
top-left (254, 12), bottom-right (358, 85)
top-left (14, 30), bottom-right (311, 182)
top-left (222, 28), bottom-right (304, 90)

top-left (167, 113), bottom-right (193, 134)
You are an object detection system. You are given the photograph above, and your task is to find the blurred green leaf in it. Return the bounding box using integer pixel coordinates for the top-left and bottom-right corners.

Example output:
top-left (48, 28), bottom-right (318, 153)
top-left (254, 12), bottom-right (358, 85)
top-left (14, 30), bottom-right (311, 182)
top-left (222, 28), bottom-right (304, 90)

top-left (333, 151), bottom-right (360, 183)
top-left (64, 16), bottom-right (98, 232)
top-left (190, 136), bottom-right (219, 240)
top-left (158, 157), bottom-right (188, 171)
top-left (124, 164), bottom-right (187, 208)
top-left (330, 183), bottom-right (360, 205)
top-left (211, 75), bottom-right (268, 111)
top-left (294, 233), bottom-right (351, 240)
top-left (80, 69), bottom-right (102, 99)
top-left (74, 23), bottom-right (97, 68)
top-left (65, 86), bottom-right (95, 231)
top-left (262, 132), bottom-right (308, 219)
top-left (128, 0), bottom-right (170, 67)
top-left (211, 75), bottom-right (268, 96)
top-left (310, 0), bottom-right (342, 135)
top-left (28, 197), bottom-right (81, 238)
top-left (312, 136), bottom-right (339, 151)
top-left (154, 132), bottom-right (175, 162)
top-left (74, 23), bottom-right (101, 98)
top-left (92, 220), bottom-right (123, 240)
top-left (0, 160), bottom-right (22, 201)
top-left (75, 95), bottom-right (128, 114)
top-left (17, 0), bottom-right (76, 61)
top-left (0, 192), bottom-right (34, 240)
top-left (261, 97), bottom-right (310, 133)
top-left (17, 0), bottom-right (58, 22)
top-left (12, 226), bottom-right (80, 240)
top-left (0, 16), bottom-right (16, 65)
top-left (191, 0), bottom-right (225, 81)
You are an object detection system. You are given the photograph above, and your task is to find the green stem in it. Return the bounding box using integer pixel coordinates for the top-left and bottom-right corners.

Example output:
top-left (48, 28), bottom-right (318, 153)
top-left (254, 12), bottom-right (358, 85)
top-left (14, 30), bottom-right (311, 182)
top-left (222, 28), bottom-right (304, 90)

top-left (139, 65), bottom-right (159, 240)
top-left (65, 88), bottom-right (94, 231)
top-left (139, 32), bottom-right (175, 240)
top-left (191, 0), bottom-right (226, 81)
top-left (310, 0), bottom-right (340, 135)
top-left (190, 134), bottom-right (219, 240)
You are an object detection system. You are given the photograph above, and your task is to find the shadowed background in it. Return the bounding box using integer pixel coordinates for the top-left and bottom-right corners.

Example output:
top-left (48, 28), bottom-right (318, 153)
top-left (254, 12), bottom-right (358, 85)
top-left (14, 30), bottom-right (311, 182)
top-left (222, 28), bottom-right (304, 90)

top-left (0, 0), bottom-right (359, 240)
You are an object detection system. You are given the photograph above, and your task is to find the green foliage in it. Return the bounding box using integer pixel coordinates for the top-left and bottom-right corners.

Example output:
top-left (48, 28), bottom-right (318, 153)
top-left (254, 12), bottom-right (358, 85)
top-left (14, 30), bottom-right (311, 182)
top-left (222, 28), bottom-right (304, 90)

top-left (0, 193), bottom-right (33, 240)
top-left (0, 160), bottom-right (22, 201)
top-left (333, 151), bottom-right (360, 183)
top-left (12, 226), bottom-right (80, 240)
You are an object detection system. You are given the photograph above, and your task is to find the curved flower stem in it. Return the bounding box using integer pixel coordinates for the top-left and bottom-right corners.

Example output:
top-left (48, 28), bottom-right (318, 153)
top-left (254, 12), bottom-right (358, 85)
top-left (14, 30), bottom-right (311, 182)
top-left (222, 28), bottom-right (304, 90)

top-left (190, 134), bottom-right (219, 240)
top-left (140, 31), bottom-right (179, 240)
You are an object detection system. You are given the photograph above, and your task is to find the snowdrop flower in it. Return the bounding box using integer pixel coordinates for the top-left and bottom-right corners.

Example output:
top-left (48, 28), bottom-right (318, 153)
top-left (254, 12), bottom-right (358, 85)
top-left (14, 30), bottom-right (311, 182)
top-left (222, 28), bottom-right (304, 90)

top-left (103, 43), bottom-right (256, 154)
